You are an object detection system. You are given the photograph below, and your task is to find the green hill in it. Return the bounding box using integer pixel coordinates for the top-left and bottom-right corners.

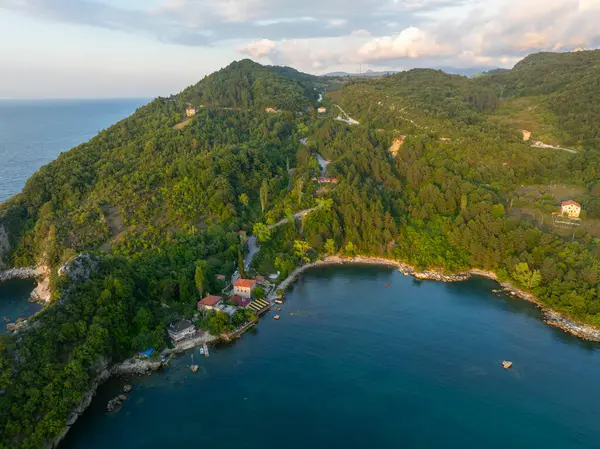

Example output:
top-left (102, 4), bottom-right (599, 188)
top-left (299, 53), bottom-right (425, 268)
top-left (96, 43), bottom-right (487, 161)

top-left (2, 52), bottom-right (600, 448)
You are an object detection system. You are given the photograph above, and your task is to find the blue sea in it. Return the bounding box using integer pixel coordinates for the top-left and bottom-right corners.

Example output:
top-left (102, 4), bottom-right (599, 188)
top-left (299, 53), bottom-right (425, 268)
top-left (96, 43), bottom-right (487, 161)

top-left (62, 266), bottom-right (600, 449)
top-left (0, 98), bottom-right (146, 325)
top-left (0, 98), bottom-right (147, 203)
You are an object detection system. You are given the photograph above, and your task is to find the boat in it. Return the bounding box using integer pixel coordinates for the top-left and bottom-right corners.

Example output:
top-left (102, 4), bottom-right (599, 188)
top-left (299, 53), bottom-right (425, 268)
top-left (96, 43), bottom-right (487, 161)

top-left (502, 361), bottom-right (513, 369)
top-left (273, 315), bottom-right (280, 320)
top-left (199, 347), bottom-right (205, 356)
top-left (385, 283), bottom-right (391, 287)
top-left (190, 365), bottom-right (199, 372)
top-left (275, 299), bottom-right (283, 304)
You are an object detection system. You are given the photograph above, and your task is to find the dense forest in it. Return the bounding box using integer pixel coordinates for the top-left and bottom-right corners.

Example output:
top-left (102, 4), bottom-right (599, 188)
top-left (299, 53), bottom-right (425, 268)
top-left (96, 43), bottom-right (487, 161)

top-left (1, 51), bottom-right (600, 448)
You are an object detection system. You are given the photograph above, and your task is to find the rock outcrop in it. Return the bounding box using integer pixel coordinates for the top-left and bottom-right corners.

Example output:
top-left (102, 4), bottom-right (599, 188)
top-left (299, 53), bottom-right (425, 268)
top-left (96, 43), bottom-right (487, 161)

top-left (58, 254), bottom-right (97, 283)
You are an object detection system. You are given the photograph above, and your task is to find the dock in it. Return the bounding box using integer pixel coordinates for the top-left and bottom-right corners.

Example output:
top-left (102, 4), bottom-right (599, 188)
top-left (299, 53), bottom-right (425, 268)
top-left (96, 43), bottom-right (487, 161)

top-left (203, 342), bottom-right (210, 358)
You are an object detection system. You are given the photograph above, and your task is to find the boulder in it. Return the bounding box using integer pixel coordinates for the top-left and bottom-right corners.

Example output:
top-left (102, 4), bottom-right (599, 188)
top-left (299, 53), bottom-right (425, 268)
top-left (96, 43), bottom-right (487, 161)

top-left (123, 384), bottom-right (132, 393)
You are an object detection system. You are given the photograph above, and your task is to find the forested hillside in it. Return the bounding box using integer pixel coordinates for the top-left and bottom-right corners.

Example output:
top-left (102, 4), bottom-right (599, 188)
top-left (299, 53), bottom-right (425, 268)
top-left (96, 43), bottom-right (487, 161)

top-left (2, 51), bottom-right (600, 448)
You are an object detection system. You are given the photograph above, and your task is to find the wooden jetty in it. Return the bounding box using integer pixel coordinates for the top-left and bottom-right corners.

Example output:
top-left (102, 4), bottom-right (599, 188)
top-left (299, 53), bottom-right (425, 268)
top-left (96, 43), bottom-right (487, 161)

top-left (203, 342), bottom-right (210, 358)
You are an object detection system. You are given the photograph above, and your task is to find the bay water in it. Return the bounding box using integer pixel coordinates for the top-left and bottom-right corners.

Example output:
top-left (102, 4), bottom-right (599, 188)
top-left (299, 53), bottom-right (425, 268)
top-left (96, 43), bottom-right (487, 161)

top-left (61, 266), bottom-right (600, 449)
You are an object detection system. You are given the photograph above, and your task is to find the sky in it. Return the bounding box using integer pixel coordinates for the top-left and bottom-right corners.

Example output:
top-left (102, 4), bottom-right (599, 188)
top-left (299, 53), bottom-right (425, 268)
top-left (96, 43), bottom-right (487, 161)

top-left (0, 0), bottom-right (599, 98)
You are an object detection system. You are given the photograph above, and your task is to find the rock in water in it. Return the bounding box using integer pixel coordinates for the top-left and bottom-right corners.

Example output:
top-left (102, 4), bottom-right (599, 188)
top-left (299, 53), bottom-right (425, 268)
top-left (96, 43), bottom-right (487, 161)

top-left (123, 384), bottom-right (132, 393)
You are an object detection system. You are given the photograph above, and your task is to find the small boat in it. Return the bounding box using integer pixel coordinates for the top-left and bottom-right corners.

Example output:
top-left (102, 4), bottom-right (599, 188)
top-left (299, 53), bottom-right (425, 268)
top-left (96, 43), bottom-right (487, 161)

top-left (502, 361), bottom-right (513, 369)
top-left (190, 365), bottom-right (199, 372)
top-left (273, 315), bottom-right (280, 320)
top-left (199, 347), bottom-right (205, 356)
top-left (385, 283), bottom-right (391, 287)
top-left (275, 299), bottom-right (283, 304)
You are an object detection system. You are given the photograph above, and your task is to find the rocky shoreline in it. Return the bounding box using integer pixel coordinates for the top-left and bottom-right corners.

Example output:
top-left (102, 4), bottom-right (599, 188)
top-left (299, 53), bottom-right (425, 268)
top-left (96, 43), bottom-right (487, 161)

top-left (46, 254), bottom-right (600, 448)
top-left (273, 255), bottom-right (600, 343)
top-left (0, 265), bottom-right (51, 303)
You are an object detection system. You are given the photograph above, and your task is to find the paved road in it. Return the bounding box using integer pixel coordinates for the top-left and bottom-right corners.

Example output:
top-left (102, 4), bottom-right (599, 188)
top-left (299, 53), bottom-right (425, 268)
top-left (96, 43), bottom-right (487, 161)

top-left (316, 153), bottom-right (330, 176)
top-left (334, 105), bottom-right (359, 125)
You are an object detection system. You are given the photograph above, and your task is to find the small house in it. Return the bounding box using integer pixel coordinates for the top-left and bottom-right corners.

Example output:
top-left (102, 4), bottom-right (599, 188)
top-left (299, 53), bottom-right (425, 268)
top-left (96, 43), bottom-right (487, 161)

top-left (233, 279), bottom-right (257, 298)
top-left (230, 295), bottom-right (252, 308)
top-left (215, 274), bottom-right (226, 281)
top-left (265, 107), bottom-right (279, 113)
top-left (561, 200), bottom-right (581, 218)
top-left (522, 130), bottom-right (532, 141)
top-left (186, 107), bottom-right (196, 117)
top-left (255, 275), bottom-right (266, 285)
top-left (198, 295), bottom-right (223, 312)
top-left (317, 107), bottom-right (327, 113)
top-left (167, 320), bottom-right (196, 343)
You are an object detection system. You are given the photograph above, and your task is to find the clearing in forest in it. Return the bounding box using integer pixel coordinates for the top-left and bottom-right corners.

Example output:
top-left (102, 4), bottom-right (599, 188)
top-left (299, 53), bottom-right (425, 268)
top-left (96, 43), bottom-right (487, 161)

top-left (173, 118), bottom-right (193, 130)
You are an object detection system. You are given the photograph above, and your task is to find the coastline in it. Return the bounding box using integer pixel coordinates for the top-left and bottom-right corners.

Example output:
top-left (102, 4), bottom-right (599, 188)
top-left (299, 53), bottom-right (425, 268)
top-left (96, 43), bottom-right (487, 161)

top-left (46, 254), bottom-right (600, 448)
top-left (272, 255), bottom-right (600, 343)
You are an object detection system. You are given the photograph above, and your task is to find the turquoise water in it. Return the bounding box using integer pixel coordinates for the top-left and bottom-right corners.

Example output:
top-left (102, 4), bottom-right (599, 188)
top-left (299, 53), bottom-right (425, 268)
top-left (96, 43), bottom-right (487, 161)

top-left (0, 99), bottom-right (147, 202)
top-left (0, 279), bottom-right (39, 333)
top-left (61, 266), bottom-right (600, 449)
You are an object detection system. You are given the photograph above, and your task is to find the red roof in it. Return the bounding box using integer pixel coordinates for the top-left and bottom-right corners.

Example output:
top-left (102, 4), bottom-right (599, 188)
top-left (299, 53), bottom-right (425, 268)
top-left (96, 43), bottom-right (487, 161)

top-left (216, 274), bottom-right (226, 280)
top-left (198, 295), bottom-right (222, 307)
top-left (234, 279), bottom-right (257, 288)
top-left (255, 275), bottom-right (265, 282)
top-left (230, 295), bottom-right (252, 308)
top-left (562, 200), bottom-right (581, 208)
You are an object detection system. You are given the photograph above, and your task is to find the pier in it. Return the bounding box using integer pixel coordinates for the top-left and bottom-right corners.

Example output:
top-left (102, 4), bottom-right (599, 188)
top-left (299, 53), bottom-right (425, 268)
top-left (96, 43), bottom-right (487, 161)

top-left (203, 342), bottom-right (209, 358)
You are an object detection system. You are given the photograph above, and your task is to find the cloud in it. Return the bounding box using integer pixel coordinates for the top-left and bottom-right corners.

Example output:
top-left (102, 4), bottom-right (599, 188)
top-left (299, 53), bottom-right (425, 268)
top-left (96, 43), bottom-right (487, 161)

top-left (358, 27), bottom-right (451, 61)
top-left (239, 39), bottom-right (277, 57)
top-left (2, 0), bottom-right (600, 72)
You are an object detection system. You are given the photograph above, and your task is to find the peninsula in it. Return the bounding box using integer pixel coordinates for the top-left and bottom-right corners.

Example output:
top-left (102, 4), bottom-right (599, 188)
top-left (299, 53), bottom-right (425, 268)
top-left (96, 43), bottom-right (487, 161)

top-left (2, 51), bottom-right (600, 448)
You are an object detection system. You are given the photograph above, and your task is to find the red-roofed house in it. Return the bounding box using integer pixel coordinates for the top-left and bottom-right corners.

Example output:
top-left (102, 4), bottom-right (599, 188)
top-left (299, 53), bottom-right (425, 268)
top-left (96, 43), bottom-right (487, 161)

top-left (197, 295), bottom-right (223, 311)
top-left (230, 295), bottom-right (252, 308)
top-left (216, 274), bottom-right (226, 281)
top-left (233, 279), bottom-right (257, 298)
top-left (561, 200), bottom-right (581, 218)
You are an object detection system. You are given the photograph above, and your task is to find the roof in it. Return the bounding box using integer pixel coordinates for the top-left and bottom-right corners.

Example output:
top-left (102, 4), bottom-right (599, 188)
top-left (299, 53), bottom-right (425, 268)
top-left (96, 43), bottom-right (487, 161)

top-left (230, 295), bottom-right (252, 308)
top-left (255, 275), bottom-right (265, 282)
top-left (561, 200), bottom-right (581, 208)
top-left (234, 279), bottom-right (257, 288)
top-left (215, 274), bottom-right (226, 280)
top-left (169, 320), bottom-right (195, 333)
top-left (199, 295), bottom-right (222, 306)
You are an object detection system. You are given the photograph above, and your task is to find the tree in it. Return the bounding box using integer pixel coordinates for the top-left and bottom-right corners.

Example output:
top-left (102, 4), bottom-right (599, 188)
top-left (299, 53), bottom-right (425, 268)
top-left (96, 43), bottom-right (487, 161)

top-left (260, 179), bottom-right (269, 213)
top-left (294, 240), bottom-right (312, 263)
top-left (294, 178), bottom-right (304, 206)
top-left (239, 193), bottom-right (249, 207)
top-left (513, 262), bottom-right (542, 289)
top-left (324, 239), bottom-right (337, 255)
top-left (491, 204), bottom-right (505, 218)
top-left (343, 241), bottom-right (356, 256)
top-left (253, 286), bottom-right (266, 299)
top-left (195, 261), bottom-right (207, 295)
top-left (238, 250), bottom-right (245, 277)
top-left (253, 222), bottom-right (271, 244)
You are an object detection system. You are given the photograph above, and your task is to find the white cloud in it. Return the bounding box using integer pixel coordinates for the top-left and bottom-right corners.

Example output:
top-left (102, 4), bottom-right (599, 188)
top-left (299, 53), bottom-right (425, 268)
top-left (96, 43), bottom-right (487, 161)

top-left (358, 27), bottom-right (450, 61)
top-left (239, 39), bottom-right (277, 57)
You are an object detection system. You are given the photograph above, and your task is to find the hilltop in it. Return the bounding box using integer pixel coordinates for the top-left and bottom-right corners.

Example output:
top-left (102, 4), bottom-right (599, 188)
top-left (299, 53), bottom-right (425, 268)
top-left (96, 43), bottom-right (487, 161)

top-left (2, 50), bottom-right (600, 448)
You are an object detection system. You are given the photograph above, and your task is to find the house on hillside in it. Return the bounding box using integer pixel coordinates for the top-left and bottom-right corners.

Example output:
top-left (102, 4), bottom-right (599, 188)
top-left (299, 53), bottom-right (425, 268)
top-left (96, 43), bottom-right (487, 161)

top-left (230, 295), bottom-right (252, 308)
top-left (233, 279), bottom-right (257, 298)
top-left (522, 130), bottom-right (532, 141)
top-left (265, 107), bottom-right (280, 113)
top-left (197, 295), bottom-right (223, 312)
top-left (317, 107), bottom-right (327, 113)
top-left (186, 107), bottom-right (197, 117)
top-left (167, 320), bottom-right (196, 343)
top-left (215, 274), bottom-right (226, 281)
top-left (561, 200), bottom-right (581, 218)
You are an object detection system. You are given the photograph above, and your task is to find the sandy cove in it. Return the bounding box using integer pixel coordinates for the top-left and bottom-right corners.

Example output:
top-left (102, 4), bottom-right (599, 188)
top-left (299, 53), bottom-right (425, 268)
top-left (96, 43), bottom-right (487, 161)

top-left (272, 255), bottom-right (600, 343)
